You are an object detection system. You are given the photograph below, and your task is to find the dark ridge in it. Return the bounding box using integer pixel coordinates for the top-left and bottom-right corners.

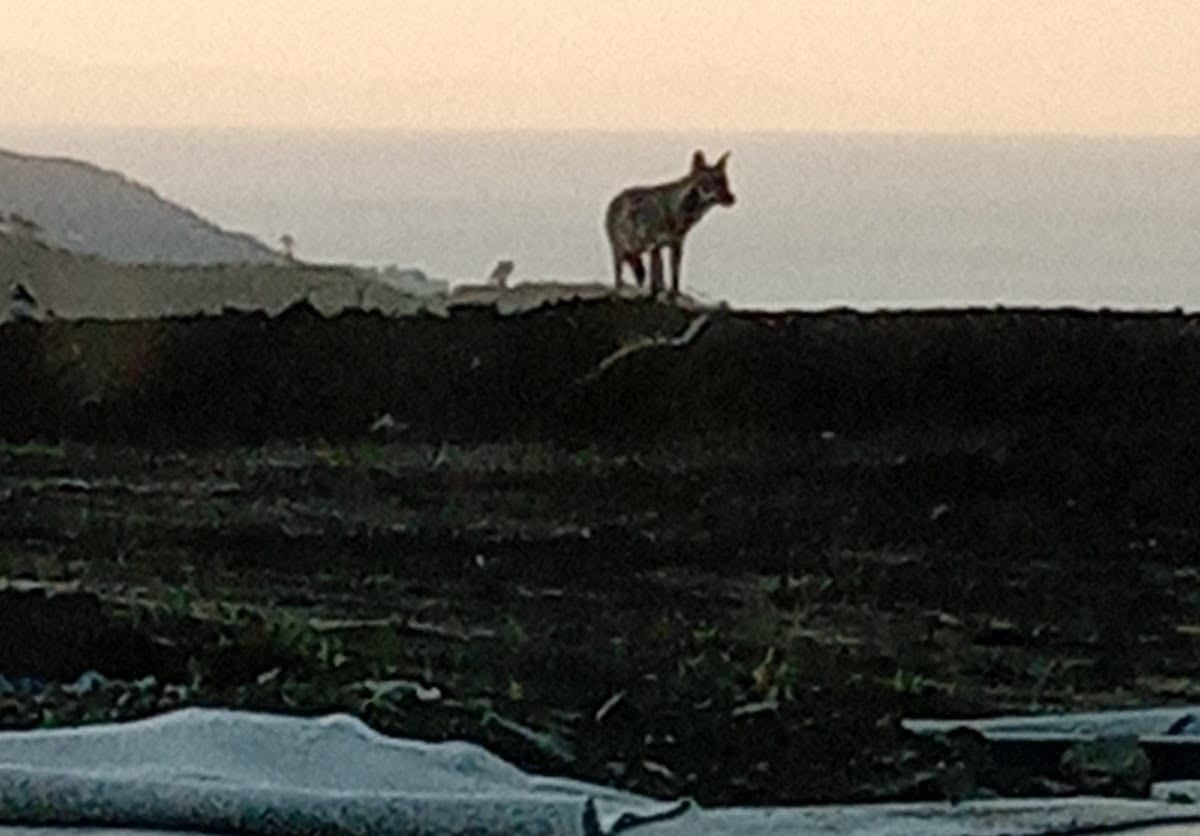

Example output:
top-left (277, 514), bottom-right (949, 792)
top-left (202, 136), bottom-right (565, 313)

top-left (3, 300), bottom-right (1200, 444)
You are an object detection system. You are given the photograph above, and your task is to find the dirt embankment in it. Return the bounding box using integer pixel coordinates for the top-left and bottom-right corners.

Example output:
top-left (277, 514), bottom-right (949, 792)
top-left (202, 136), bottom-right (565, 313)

top-left (4, 300), bottom-right (1200, 443)
top-left (4, 301), bottom-right (1200, 805)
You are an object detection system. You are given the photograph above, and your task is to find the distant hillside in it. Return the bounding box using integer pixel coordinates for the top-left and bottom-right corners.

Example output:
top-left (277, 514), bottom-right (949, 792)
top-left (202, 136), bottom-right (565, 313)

top-left (0, 148), bottom-right (276, 265)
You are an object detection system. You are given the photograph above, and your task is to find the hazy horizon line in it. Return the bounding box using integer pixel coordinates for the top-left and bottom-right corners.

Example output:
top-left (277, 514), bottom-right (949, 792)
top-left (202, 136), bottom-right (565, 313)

top-left (5, 124), bottom-right (1200, 143)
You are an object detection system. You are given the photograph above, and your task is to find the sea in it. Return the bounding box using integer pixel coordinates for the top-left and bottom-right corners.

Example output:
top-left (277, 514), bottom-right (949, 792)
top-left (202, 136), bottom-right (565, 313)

top-left (2, 127), bottom-right (1199, 311)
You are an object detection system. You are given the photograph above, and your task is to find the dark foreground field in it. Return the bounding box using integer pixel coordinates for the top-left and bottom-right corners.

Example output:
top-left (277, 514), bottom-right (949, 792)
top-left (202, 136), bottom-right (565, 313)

top-left (3, 299), bottom-right (1200, 804)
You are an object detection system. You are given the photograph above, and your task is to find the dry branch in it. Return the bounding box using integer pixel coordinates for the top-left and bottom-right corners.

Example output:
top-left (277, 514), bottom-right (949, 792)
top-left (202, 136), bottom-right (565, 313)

top-left (575, 313), bottom-right (712, 387)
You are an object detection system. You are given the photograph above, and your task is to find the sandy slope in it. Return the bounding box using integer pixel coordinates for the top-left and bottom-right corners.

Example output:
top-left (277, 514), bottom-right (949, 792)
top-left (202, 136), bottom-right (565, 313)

top-left (0, 235), bottom-right (442, 320)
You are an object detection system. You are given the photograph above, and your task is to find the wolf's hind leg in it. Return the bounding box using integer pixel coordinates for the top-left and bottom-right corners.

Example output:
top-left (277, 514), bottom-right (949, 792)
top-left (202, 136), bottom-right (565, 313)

top-left (625, 254), bottom-right (646, 288)
top-left (668, 243), bottom-right (683, 297)
top-left (648, 248), bottom-right (664, 294)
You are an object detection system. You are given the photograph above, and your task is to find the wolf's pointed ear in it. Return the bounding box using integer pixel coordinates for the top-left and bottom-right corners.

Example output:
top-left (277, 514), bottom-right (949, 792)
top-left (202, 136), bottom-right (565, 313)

top-left (692, 150), bottom-right (707, 171)
top-left (716, 151), bottom-right (730, 169)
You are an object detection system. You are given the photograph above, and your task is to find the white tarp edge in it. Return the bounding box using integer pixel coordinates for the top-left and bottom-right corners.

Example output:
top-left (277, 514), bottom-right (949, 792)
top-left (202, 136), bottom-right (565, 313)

top-left (0, 708), bottom-right (680, 836)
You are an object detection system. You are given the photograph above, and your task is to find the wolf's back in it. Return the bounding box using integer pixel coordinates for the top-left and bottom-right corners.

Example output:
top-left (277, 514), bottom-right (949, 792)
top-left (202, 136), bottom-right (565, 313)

top-left (606, 186), bottom-right (667, 254)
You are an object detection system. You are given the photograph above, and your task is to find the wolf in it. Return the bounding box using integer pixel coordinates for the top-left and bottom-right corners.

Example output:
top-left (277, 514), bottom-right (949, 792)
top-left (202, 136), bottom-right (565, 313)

top-left (605, 150), bottom-right (735, 297)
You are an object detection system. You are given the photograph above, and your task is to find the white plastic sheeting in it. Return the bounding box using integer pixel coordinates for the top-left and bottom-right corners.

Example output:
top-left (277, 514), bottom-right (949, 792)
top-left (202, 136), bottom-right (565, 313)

top-left (3, 708), bottom-right (1200, 835)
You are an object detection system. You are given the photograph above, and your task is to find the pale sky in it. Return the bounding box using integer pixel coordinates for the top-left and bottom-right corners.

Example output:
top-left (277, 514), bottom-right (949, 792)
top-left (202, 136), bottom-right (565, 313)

top-left (2, 0), bottom-right (1199, 134)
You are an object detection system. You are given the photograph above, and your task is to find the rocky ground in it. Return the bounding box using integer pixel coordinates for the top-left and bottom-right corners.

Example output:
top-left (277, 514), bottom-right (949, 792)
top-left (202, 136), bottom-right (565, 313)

top-left (3, 299), bottom-right (1200, 804)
